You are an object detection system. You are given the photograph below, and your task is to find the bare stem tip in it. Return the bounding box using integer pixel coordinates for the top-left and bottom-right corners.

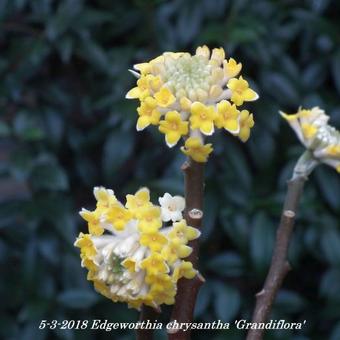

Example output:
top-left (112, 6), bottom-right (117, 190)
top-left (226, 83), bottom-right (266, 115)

top-left (283, 210), bottom-right (295, 218)
top-left (167, 326), bottom-right (180, 334)
top-left (188, 208), bottom-right (203, 219)
top-left (197, 272), bottom-right (206, 283)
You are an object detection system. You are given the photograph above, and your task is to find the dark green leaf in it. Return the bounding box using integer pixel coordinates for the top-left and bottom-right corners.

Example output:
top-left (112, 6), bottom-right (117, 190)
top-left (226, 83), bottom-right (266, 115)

top-left (194, 283), bottom-right (213, 317)
top-left (207, 252), bottom-right (244, 277)
top-left (321, 228), bottom-right (340, 266)
top-left (250, 213), bottom-right (274, 276)
top-left (332, 51), bottom-right (340, 95)
top-left (30, 162), bottom-right (69, 191)
top-left (274, 290), bottom-right (305, 313)
top-left (57, 289), bottom-right (99, 309)
top-left (213, 281), bottom-right (241, 322)
top-left (314, 166), bottom-right (340, 211)
top-left (0, 121), bottom-right (10, 137)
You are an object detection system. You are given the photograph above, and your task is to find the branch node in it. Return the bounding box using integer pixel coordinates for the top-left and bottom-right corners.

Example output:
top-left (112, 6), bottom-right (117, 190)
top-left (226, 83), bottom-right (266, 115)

top-left (181, 161), bottom-right (190, 171)
top-left (167, 326), bottom-right (180, 334)
top-left (197, 272), bottom-right (206, 283)
top-left (170, 159), bottom-right (204, 339)
top-left (283, 210), bottom-right (295, 218)
top-left (256, 289), bottom-right (266, 297)
top-left (188, 208), bottom-right (203, 220)
top-left (284, 261), bottom-right (292, 272)
top-left (246, 176), bottom-right (306, 340)
top-left (151, 304), bottom-right (161, 313)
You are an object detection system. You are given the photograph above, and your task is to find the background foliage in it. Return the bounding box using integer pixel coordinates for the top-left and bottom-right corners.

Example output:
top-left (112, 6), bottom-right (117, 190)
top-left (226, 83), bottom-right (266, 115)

top-left (1, 0), bottom-right (340, 339)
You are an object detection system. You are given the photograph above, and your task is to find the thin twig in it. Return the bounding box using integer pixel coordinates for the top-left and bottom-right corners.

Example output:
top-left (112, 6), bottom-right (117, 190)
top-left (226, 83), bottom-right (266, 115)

top-left (136, 306), bottom-right (159, 340)
top-left (246, 176), bottom-right (306, 340)
top-left (167, 159), bottom-right (205, 340)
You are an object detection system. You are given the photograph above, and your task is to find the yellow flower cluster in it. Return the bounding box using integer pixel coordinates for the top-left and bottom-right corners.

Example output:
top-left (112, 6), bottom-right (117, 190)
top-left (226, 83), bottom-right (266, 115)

top-left (75, 187), bottom-right (200, 310)
top-left (280, 107), bottom-right (340, 173)
top-left (126, 46), bottom-right (258, 163)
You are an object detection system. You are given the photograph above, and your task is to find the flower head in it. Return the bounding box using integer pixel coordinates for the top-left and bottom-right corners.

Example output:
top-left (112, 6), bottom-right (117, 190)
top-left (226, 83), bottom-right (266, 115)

top-left (280, 107), bottom-right (340, 173)
top-left (126, 46), bottom-right (258, 162)
top-left (75, 187), bottom-right (200, 310)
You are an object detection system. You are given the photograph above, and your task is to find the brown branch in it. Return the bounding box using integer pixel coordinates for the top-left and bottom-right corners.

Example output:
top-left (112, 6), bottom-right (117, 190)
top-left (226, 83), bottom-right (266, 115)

top-left (167, 159), bottom-right (205, 340)
top-left (136, 306), bottom-right (160, 340)
top-left (246, 175), bottom-right (306, 340)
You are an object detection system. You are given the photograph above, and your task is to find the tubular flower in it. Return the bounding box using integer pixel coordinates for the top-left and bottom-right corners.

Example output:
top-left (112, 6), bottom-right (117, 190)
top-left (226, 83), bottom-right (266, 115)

top-left (75, 187), bottom-right (200, 310)
top-left (181, 137), bottom-right (213, 163)
top-left (126, 46), bottom-right (258, 162)
top-left (227, 76), bottom-right (258, 106)
top-left (158, 193), bottom-right (185, 222)
top-left (238, 110), bottom-right (255, 142)
top-left (280, 107), bottom-right (340, 173)
top-left (215, 100), bottom-right (240, 133)
top-left (136, 97), bottom-right (161, 131)
top-left (173, 261), bottom-right (197, 282)
top-left (168, 219), bottom-right (201, 244)
top-left (158, 111), bottom-right (189, 147)
top-left (190, 102), bottom-right (216, 135)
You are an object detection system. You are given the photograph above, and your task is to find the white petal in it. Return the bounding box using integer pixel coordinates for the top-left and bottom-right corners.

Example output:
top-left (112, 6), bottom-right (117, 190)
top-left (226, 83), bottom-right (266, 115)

top-left (159, 193), bottom-right (172, 207)
top-left (161, 209), bottom-right (172, 222)
top-left (170, 211), bottom-right (183, 222)
top-left (128, 69), bottom-right (141, 78)
top-left (279, 111), bottom-right (305, 146)
top-left (173, 196), bottom-right (185, 211)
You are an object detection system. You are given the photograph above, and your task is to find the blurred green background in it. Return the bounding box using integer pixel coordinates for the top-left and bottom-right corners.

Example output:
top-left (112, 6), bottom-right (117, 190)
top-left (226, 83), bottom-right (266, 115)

top-left (1, 0), bottom-right (340, 339)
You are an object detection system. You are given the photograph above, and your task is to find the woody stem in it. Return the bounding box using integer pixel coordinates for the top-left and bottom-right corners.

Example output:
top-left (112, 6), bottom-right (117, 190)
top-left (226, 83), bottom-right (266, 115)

top-left (246, 175), bottom-right (306, 340)
top-left (167, 158), bottom-right (205, 340)
top-left (136, 305), bottom-right (160, 340)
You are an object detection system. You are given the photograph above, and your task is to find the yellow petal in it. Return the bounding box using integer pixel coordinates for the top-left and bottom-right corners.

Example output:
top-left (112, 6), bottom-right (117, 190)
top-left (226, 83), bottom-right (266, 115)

top-left (126, 87), bottom-right (141, 99)
top-left (190, 102), bottom-right (205, 116)
top-left (224, 119), bottom-right (240, 133)
top-left (136, 116), bottom-right (150, 131)
top-left (243, 88), bottom-right (259, 101)
top-left (180, 97), bottom-right (192, 111)
top-left (165, 131), bottom-right (181, 147)
top-left (239, 127), bottom-right (251, 142)
top-left (201, 121), bottom-right (214, 135)
top-left (195, 45), bottom-right (210, 59)
top-left (133, 63), bottom-right (151, 74)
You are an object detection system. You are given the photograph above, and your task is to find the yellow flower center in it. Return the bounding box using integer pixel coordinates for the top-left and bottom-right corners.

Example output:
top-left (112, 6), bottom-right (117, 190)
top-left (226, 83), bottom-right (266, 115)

top-left (176, 231), bottom-right (184, 237)
top-left (171, 123), bottom-right (178, 130)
